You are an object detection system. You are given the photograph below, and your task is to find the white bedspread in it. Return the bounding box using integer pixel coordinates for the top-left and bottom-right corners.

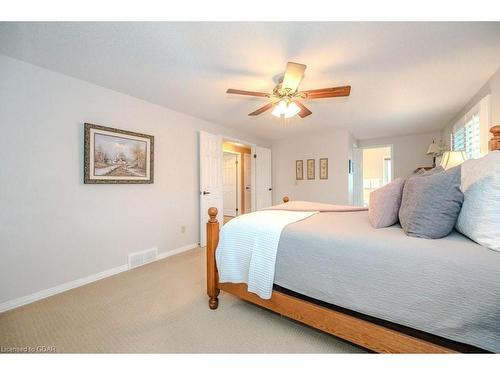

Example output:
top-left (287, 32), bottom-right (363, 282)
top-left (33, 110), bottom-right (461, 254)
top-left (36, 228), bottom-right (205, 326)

top-left (216, 210), bottom-right (317, 299)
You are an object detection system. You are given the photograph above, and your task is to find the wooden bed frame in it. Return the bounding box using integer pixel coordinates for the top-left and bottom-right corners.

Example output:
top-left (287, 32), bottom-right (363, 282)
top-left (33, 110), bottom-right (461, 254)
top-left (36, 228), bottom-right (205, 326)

top-left (206, 127), bottom-right (500, 353)
top-left (205, 199), bottom-right (463, 354)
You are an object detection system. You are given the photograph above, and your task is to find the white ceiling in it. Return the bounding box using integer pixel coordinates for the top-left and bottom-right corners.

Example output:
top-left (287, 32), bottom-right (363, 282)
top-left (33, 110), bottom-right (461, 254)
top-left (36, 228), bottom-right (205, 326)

top-left (1, 22), bottom-right (500, 140)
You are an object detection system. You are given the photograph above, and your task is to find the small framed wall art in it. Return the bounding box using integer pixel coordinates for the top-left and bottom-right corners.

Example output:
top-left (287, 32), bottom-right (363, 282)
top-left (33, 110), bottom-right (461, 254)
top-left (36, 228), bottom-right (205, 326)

top-left (307, 159), bottom-right (315, 180)
top-left (84, 123), bottom-right (154, 184)
top-left (296, 160), bottom-right (304, 180)
top-left (319, 158), bottom-right (328, 179)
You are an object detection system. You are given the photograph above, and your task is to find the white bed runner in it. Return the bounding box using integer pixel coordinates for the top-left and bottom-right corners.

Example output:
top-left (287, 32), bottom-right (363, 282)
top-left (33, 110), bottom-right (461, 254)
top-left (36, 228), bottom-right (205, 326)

top-left (216, 210), bottom-right (317, 299)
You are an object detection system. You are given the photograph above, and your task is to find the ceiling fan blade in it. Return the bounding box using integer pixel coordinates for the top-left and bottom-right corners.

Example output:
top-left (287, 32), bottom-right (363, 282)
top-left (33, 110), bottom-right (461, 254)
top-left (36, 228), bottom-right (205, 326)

top-left (302, 86), bottom-right (351, 99)
top-left (248, 102), bottom-right (274, 116)
top-left (226, 89), bottom-right (270, 98)
top-left (281, 62), bottom-right (307, 93)
top-left (295, 101), bottom-right (312, 118)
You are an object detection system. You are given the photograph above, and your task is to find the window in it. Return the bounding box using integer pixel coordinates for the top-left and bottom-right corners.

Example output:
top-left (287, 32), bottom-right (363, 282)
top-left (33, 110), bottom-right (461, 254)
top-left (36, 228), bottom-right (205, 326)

top-left (452, 112), bottom-right (480, 159)
top-left (451, 95), bottom-right (491, 160)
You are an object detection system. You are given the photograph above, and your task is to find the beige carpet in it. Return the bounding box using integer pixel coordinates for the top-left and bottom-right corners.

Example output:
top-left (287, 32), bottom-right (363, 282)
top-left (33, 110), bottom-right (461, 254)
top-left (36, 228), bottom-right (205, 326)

top-left (0, 247), bottom-right (364, 353)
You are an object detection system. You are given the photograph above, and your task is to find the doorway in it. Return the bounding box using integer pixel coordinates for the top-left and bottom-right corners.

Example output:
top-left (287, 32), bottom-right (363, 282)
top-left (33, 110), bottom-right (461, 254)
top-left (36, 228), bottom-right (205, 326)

top-left (199, 131), bottom-right (272, 247)
top-left (354, 145), bottom-right (393, 206)
top-left (222, 140), bottom-right (252, 224)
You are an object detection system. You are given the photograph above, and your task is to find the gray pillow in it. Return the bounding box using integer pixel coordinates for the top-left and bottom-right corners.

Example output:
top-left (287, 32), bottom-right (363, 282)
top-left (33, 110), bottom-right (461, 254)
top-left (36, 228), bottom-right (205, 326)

top-left (399, 166), bottom-right (463, 239)
top-left (422, 166), bottom-right (444, 175)
top-left (369, 177), bottom-right (405, 228)
top-left (407, 166), bottom-right (443, 181)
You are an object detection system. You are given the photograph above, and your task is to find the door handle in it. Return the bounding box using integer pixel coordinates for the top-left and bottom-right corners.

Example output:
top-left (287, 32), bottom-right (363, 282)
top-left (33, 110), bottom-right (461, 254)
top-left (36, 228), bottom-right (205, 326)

top-left (245, 187), bottom-right (250, 190)
top-left (203, 191), bottom-right (211, 195)
top-left (268, 188), bottom-right (272, 191)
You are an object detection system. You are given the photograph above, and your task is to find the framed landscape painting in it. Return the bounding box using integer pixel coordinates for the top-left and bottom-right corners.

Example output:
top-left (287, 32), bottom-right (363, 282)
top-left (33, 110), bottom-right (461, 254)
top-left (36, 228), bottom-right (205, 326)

top-left (84, 123), bottom-right (154, 184)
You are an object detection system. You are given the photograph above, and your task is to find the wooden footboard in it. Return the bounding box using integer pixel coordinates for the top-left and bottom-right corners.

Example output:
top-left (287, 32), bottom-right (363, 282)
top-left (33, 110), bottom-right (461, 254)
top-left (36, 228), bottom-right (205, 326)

top-left (205, 200), bottom-right (457, 353)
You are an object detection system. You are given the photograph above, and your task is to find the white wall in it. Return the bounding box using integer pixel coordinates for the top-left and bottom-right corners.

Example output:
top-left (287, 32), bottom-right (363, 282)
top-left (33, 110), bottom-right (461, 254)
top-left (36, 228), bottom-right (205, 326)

top-left (358, 131), bottom-right (440, 178)
top-left (441, 67), bottom-right (500, 146)
top-left (272, 129), bottom-right (351, 205)
top-left (0, 54), bottom-right (269, 305)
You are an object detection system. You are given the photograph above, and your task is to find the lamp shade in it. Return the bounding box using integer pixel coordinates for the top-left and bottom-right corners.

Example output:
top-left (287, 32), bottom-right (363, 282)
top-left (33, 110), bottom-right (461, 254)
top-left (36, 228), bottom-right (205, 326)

top-left (440, 151), bottom-right (468, 170)
top-left (427, 142), bottom-right (440, 155)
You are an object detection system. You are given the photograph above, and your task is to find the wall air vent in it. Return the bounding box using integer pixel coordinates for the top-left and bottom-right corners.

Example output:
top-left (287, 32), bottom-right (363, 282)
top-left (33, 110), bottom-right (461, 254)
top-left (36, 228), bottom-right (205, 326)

top-left (128, 247), bottom-right (158, 269)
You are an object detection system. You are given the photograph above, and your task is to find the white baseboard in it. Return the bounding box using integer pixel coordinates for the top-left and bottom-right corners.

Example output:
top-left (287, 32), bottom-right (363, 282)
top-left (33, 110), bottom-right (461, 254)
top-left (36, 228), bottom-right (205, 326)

top-left (156, 243), bottom-right (199, 261)
top-left (0, 243), bottom-right (199, 313)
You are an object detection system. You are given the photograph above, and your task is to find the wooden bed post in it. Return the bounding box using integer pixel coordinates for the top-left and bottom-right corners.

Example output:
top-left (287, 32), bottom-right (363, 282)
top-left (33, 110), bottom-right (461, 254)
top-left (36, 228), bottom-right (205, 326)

top-left (283, 196), bottom-right (289, 203)
top-left (206, 207), bottom-right (220, 310)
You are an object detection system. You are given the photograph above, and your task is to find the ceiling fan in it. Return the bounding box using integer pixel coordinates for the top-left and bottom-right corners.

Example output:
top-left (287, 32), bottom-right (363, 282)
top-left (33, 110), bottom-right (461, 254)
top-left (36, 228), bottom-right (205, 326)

top-left (226, 62), bottom-right (351, 119)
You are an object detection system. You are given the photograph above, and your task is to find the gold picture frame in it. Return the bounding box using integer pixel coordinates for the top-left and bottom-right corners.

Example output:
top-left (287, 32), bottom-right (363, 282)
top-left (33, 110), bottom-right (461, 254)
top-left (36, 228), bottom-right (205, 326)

top-left (307, 159), bottom-right (315, 180)
top-left (84, 123), bottom-right (154, 184)
top-left (320, 158), bottom-right (328, 179)
top-left (296, 160), bottom-right (304, 180)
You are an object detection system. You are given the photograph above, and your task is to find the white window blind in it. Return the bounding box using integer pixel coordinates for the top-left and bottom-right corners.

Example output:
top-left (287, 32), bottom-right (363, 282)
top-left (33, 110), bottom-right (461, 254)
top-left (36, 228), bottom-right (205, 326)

top-left (452, 112), bottom-right (480, 159)
top-left (450, 95), bottom-right (491, 160)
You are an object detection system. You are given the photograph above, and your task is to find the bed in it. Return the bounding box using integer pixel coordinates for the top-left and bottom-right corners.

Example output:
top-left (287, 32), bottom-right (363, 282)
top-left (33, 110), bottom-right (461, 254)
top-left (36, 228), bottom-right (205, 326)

top-left (205, 198), bottom-right (500, 353)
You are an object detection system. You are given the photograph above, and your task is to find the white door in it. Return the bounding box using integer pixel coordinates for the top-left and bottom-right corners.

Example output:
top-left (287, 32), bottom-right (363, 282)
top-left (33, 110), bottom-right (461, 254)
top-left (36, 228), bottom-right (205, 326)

top-left (253, 146), bottom-right (272, 210)
top-left (199, 131), bottom-right (223, 247)
top-left (243, 153), bottom-right (251, 213)
top-left (223, 153), bottom-right (238, 217)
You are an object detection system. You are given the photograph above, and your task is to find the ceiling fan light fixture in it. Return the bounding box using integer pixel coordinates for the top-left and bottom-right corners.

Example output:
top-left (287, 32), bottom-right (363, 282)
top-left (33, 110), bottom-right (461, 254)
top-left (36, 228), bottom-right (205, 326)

top-left (271, 100), bottom-right (286, 118)
top-left (272, 100), bottom-right (300, 119)
top-left (227, 61), bottom-right (351, 119)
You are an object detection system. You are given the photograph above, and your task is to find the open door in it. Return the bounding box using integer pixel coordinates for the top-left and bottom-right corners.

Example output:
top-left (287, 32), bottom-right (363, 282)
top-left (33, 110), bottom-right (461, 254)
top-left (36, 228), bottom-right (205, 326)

top-left (252, 146), bottom-right (272, 210)
top-left (199, 131), bottom-right (223, 247)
